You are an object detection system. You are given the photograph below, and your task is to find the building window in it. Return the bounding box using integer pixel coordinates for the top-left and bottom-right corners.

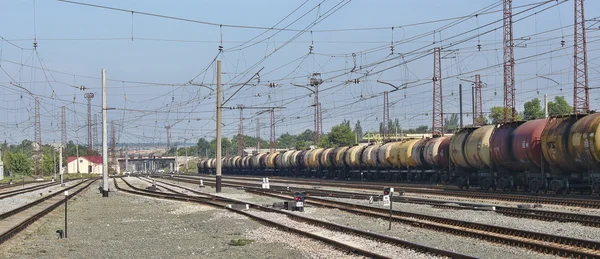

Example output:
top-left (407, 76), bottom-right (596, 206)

top-left (80, 159), bottom-right (83, 163)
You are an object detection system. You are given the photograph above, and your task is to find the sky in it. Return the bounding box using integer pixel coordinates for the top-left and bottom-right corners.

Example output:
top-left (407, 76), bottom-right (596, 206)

top-left (0, 0), bottom-right (599, 148)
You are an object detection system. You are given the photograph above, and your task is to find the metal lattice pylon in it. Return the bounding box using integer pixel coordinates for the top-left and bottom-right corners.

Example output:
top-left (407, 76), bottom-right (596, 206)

top-left (238, 105), bottom-right (245, 156)
top-left (383, 91), bottom-right (389, 142)
top-left (110, 121), bottom-right (116, 171)
top-left (93, 114), bottom-right (98, 152)
top-left (503, 0), bottom-right (516, 122)
top-left (84, 92), bottom-right (95, 153)
top-left (165, 126), bottom-right (171, 152)
top-left (474, 74), bottom-right (484, 126)
top-left (256, 118), bottom-right (260, 152)
top-left (432, 47), bottom-right (444, 136)
top-left (573, 0), bottom-right (589, 114)
top-left (61, 106), bottom-right (67, 145)
top-left (34, 97), bottom-right (42, 176)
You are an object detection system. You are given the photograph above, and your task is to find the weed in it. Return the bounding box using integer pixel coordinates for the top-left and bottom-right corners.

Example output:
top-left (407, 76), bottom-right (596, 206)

top-left (228, 238), bottom-right (254, 246)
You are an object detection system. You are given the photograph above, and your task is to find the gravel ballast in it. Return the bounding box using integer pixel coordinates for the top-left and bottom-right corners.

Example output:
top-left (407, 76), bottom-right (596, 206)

top-left (194, 175), bottom-right (600, 215)
top-left (173, 179), bottom-right (559, 259)
top-left (293, 206), bottom-right (559, 259)
top-left (320, 196), bottom-right (600, 242)
top-left (0, 181), bottom-right (366, 259)
top-left (0, 180), bottom-right (81, 215)
top-left (158, 177), bottom-right (285, 205)
top-left (247, 210), bottom-right (442, 259)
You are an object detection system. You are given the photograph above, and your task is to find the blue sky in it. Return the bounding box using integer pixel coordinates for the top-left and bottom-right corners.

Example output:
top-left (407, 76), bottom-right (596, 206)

top-left (0, 0), bottom-right (599, 147)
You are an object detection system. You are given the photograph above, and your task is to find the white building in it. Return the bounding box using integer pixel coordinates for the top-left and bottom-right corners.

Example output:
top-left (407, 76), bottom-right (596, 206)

top-left (67, 156), bottom-right (103, 174)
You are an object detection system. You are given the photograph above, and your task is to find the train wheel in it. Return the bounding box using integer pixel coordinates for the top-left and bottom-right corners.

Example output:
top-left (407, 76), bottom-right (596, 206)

top-left (479, 178), bottom-right (493, 191)
top-left (592, 182), bottom-right (600, 196)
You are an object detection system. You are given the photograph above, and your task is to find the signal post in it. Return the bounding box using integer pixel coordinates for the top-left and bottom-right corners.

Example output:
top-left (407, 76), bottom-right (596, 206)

top-left (383, 187), bottom-right (394, 230)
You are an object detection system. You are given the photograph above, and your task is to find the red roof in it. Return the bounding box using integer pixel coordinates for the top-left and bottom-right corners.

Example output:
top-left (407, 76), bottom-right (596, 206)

top-left (67, 156), bottom-right (103, 164)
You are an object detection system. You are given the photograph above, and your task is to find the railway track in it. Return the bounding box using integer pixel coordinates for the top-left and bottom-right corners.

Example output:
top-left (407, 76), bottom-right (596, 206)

top-left (0, 179), bottom-right (95, 244)
top-left (158, 176), bottom-right (600, 258)
top-left (0, 181), bottom-right (73, 200)
top-left (245, 189), bottom-right (600, 258)
top-left (118, 177), bottom-right (474, 259)
top-left (192, 175), bottom-right (600, 227)
top-left (258, 186), bottom-right (600, 228)
top-left (184, 174), bottom-right (600, 209)
top-left (0, 180), bottom-right (48, 191)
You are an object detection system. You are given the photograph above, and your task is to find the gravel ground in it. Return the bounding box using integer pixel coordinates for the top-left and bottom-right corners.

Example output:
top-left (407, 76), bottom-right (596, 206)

top-left (171, 178), bottom-right (560, 259)
top-left (123, 176), bottom-right (177, 194)
top-left (247, 210), bottom-right (442, 259)
top-left (159, 177), bottom-right (285, 205)
top-left (320, 196), bottom-right (600, 242)
top-left (246, 226), bottom-right (365, 259)
top-left (0, 180), bottom-right (81, 215)
top-left (0, 180), bottom-right (361, 259)
top-left (192, 176), bottom-right (600, 216)
top-left (291, 206), bottom-right (559, 259)
top-left (402, 193), bottom-right (600, 216)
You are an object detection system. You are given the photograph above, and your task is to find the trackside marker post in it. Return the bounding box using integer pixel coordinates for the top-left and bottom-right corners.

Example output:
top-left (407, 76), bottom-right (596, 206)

top-left (64, 191), bottom-right (68, 238)
top-left (383, 187), bottom-right (394, 230)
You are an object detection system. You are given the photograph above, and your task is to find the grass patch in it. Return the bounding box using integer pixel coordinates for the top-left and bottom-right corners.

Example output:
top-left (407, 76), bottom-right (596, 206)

top-left (64, 173), bottom-right (100, 180)
top-left (228, 238), bottom-right (255, 246)
top-left (0, 175), bottom-right (35, 184)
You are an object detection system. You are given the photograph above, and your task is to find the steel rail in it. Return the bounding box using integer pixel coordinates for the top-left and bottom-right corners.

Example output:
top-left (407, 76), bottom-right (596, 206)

top-left (0, 179), bottom-right (95, 244)
top-left (124, 177), bottom-right (475, 259)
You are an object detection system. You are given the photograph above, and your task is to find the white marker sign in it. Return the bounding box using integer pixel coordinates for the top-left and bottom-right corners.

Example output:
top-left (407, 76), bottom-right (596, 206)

top-left (382, 195), bottom-right (390, 207)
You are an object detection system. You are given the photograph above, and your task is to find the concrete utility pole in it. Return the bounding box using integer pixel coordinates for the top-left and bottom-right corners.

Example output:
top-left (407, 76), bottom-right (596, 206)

top-left (59, 145), bottom-right (63, 186)
top-left (458, 84), bottom-right (463, 128)
top-left (544, 94), bottom-right (549, 118)
top-left (215, 60), bottom-right (222, 193)
top-left (76, 143), bottom-right (80, 174)
top-left (101, 69), bottom-right (109, 197)
top-left (53, 149), bottom-right (56, 181)
top-left (175, 143), bottom-right (178, 173)
top-left (270, 109), bottom-right (275, 153)
top-left (125, 147), bottom-right (129, 172)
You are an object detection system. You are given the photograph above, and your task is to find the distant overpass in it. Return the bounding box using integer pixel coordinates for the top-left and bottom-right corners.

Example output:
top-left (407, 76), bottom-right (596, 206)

top-left (117, 155), bottom-right (176, 162)
top-left (116, 156), bottom-right (198, 172)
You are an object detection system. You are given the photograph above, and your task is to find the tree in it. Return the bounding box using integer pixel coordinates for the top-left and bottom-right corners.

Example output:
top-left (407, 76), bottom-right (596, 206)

top-left (488, 106), bottom-right (521, 124)
top-left (414, 125), bottom-right (428, 133)
top-left (42, 153), bottom-right (58, 177)
top-left (318, 135), bottom-right (332, 148)
top-left (277, 133), bottom-right (297, 149)
top-left (5, 151), bottom-right (32, 176)
top-left (297, 129), bottom-right (314, 143)
top-left (548, 96), bottom-right (572, 116)
top-left (208, 137), bottom-right (232, 157)
top-left (475, 115), bottom-right (488, 125)
top-left (321, 122), bottom-right (355, 148)
top-left (444, 114), bottom-right (459, 132)
top-left (390, 118), bottom-right (401, 135)
top-left (295, 140), bottom-right (310, 150)
top-left (353, 120), bottom-right (363, 139)
top-left (197, 138), bottom-right (210, 152)
top-left (523, 98), bottom-right (545, 120)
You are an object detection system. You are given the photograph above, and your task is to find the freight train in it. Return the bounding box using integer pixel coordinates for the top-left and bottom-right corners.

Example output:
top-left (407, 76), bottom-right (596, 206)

top-left (198, 113), bottom-right (600, 194)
